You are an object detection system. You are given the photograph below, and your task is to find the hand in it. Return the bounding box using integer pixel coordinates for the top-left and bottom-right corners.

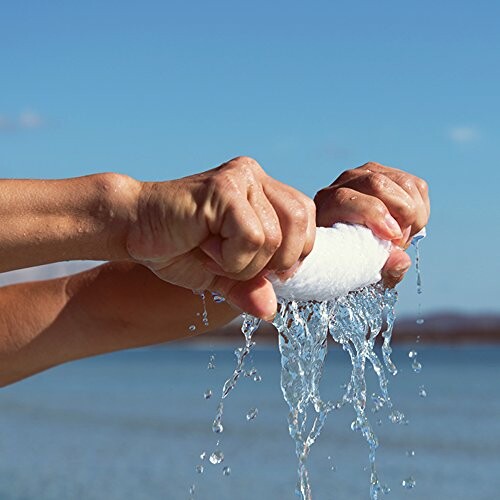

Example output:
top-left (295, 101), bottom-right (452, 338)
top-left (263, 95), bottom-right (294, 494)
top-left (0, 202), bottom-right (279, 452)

top-left (126, 157), bottom-right (316, 320)
top-left (314, 161), bottom-right (430, 287)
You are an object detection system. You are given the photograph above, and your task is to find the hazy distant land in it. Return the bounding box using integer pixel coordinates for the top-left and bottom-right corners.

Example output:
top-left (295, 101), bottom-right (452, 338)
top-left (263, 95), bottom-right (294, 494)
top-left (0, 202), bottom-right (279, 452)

top-left (193, 313), bottom-right (500, 345)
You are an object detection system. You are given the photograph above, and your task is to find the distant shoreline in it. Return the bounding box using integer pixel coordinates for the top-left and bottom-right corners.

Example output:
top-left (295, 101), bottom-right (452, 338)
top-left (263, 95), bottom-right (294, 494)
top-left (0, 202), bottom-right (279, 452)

top-left (178, 312), bottom-right (500, 345)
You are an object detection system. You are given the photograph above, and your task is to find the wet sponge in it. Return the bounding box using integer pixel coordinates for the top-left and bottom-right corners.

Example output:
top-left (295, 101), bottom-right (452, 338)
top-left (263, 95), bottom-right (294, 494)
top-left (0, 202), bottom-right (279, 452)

top-left (270, 223), bottom-right (391, 301)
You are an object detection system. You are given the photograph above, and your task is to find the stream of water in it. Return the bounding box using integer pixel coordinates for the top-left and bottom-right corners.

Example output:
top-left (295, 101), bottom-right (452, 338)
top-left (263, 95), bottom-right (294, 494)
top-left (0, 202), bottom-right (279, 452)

top-left (202, 236), bottom-right (427, 499)
top-left (273, 285), bottom-right (399, 499)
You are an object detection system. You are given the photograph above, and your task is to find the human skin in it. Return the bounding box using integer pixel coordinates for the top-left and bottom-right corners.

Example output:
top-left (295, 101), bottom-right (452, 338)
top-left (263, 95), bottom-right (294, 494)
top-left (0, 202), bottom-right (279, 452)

top-left (314, 161), bottom-right (430, 288)
top-left (0, 262), bottom-right (239, 387)
top-left (0, 157), bottom-right (429, 385)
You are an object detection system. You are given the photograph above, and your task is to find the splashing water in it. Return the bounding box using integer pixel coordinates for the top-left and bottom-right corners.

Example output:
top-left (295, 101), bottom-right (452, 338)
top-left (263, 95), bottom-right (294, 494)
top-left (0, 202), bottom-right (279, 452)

top-left (203, 314), bottom-right (262, 482)
top-left (412, 233), bottom-right (424, 325)
top-left (193, 290), bottom-right (210, 327)
top-left (209, 285), bottom-right (400, 499)
top-left (272, 284), bottom-right (399, 499)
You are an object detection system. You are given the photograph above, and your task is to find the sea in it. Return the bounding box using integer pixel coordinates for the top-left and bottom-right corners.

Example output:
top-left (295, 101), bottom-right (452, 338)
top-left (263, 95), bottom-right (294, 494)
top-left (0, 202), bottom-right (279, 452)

top-left (1, 342), bottom-right (500, 500)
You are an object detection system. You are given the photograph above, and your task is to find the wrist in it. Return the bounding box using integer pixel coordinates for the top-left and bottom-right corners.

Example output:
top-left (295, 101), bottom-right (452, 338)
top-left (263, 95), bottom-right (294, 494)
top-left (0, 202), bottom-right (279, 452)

top-left (90, 173), bottom-right (142, 261)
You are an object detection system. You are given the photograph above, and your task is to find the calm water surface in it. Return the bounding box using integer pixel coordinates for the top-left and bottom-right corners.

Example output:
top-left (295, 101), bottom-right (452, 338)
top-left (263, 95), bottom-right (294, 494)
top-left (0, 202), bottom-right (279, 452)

top-left (1, 343), bottom-right (499, 500)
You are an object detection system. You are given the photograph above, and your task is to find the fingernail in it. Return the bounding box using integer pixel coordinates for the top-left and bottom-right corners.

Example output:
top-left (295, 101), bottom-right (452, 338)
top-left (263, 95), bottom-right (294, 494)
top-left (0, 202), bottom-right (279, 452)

top-left (264, 310), bottom-right (277, 322)
top-left (384, 214), bottom-right (402, 238)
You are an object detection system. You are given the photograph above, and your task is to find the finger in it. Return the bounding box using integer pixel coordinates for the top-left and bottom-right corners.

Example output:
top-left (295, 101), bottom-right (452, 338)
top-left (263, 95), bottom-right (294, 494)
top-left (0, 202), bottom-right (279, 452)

top-left (393, 225), bottom-right (412, 249)
top-left (356, 164), bottom-right (430, 235)
top-left (385, 174), bottom-right (429, 236)
top-left (315, 187), bottom-right (403, 241)
top-left (381, 247), bottom-right (412, 288)
top-left (208, 189), bottom-right (283, 281)
top-left (415, 177), bottom-right (430, 218)
top-left (233, 189), bottom-right (283, 280)
top-left (341, 172), bottom-right (419, 230)
top-left (264, 184), bottom-right (316, 271)
top-left (406, 176), bottom-right (430, 235)
top-left (200, 200), bottom-right (264, 275)
top-left (211, 275), bottom-right (277, 321)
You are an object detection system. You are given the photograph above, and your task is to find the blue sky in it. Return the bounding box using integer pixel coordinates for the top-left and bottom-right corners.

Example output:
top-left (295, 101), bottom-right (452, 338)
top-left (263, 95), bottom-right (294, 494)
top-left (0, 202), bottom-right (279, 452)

top-left (1, 0), bottom-right (499, 315)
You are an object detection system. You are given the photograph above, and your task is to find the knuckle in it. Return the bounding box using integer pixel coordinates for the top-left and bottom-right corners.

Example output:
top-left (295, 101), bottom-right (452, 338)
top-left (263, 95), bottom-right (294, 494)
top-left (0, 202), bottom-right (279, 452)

top-left (243, 226), bottom-right (265, 251)
top-left (397, 199), bottom-right (417, 222)
top-left (232, 156), bottom-right (262, 172)
top-left (290, 203), bottom-right (308, 229)
top-left (367, 172), bottom-right (389, 192)
top-left (416, 177), bottom-right (428, 193)
top-left (361, 161), bottom-right (382, 171)
top-left (304, 197), bottom-right (317, 218)
top-left (332, 187), bottom-right (354, 207)
top-left (313, 187), bottom-right (329, 206)
top-left (210, 170), bottom-right (238, 194)
top-left (335, 169), bottom-right (357, 184)
top-left (401, 177), bottom-right (416, 193)
top-left (265, 230), bottom-right (282, 253)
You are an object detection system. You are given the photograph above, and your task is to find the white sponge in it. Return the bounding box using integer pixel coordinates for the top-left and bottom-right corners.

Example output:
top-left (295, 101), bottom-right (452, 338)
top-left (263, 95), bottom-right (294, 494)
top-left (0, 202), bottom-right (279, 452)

top-left (269, 223), bottom-right (391, 301)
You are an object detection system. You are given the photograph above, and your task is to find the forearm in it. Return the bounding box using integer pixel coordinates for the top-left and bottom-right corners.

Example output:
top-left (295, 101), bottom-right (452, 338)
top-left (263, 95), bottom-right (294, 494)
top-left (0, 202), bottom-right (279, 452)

top-left (0, 263), bottom-right (238, 386)
top-left (0, 173), bottom-right (140, 272)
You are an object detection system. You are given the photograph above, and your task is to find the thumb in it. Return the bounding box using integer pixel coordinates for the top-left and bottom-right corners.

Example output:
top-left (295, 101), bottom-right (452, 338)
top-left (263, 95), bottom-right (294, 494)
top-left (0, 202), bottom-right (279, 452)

top-left (211, 275), bottom-right (277, 321)
top-left (381, 247), bottom-right (412, 288)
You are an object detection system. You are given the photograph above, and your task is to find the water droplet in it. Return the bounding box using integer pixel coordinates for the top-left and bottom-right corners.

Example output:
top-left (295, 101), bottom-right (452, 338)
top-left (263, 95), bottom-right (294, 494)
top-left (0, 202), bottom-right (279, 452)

top-left (416, 318), bottom-right (424, 325)
top-left (406, 449), bottom-right (415, 457)
top-left (412, 359), bottom-right (422, 373)
top-left (207, 355), bottom-right (216, 370)
top-left (408, 350), bottom-right (417, 359)
top-left (376, 419), bottom-right (383, 426)
top-left (371, 393), bottom-right (385, 413)
top-left (330, 465), bottom-right (337, 472)
top-left (212, 421), bottom-right (223, 434)
top-left (402, 476), bottom-right (416, 489)
top-left (244, 367), bottom-right (257, 378)
top-left (351, 419), bottom-right (361, 432)
top-left (253, 374), bottom-right (262, 382)
top-left (212, 293), bottom-right (225, 303)
top-left (195, 464), bottom-right (204, 474)
top-left (204, 389), bottom-right (212, 399)
top-left (246, 408), bottom-right (258, 421)
top-left (340, 383), bottom-right (348, 390)
top-left (222, 466), bottom-right (231, 476)
top-left (200, 452), bottom-right (206, 460)
top-left (189, 324), bottom-right (196, 332)
top-left (189, 484), bottom-right (196, 495)
top-left (209, 450), bottom-right (224, 465)
top-left (381, 484), bottom-right (391, 494)
top-left (389, 410), bottom-right (405, 424)
top-left (193, 290), bottom-right (209, 326)
top-left (418, 385), bottom-right (427, 397)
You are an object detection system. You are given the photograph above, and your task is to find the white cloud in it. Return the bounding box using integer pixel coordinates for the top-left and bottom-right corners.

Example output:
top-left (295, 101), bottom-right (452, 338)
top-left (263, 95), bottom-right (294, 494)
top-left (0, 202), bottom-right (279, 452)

top-left (18, 110), bottom-right (44, 129)
top-left (0, 109), bottom-right (46, 132)
top-left (448, 126), bottom-right (480, 144)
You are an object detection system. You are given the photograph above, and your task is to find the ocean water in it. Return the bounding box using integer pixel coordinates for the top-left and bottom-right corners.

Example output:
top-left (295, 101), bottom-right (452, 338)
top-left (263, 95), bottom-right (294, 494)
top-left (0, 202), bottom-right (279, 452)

top-left (1, 343), bottom-right (500, 499)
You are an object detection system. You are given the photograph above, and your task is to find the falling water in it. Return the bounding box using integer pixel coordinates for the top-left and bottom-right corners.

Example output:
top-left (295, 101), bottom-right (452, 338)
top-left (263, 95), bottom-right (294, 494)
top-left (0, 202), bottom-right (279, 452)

top-left (412, 232), bottom-right (425, 325)
top-left (206, 284), bottom-right (401, 499)
top-left (272, 284), bottom-right (399, 499)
